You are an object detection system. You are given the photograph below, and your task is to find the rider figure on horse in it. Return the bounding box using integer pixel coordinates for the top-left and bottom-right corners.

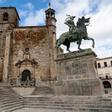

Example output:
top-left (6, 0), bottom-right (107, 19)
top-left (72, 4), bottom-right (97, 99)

top-left (77, 16), bottom-right (90, 38)
top-left (65, 15), bottom-right (89, 38)
top-left (64, 15), bottom-right (76, 34)
top-left (64, 15), bottom-right (76, 40)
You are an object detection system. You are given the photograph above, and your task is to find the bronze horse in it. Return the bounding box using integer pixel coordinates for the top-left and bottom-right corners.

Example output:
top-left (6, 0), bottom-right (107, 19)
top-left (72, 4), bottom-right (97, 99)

top-left (56, 16), bottom-right (95, 52)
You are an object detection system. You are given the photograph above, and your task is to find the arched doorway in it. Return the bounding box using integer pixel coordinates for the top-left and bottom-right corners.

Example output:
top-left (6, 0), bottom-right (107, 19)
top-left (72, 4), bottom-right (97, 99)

top-left (103, 81), bottom-right (111, 94)
top-left (103, 81), bottom-right (111, 88)
top-left (21, 70), bottom-right (31, 81)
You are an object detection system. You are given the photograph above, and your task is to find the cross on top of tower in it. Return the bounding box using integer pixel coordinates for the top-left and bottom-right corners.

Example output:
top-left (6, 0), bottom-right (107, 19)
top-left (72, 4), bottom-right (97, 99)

top-left (49, 1), bottom-right (51, 8)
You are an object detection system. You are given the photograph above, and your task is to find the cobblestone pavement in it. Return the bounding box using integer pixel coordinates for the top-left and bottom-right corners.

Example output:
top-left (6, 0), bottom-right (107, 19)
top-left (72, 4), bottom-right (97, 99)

top-left (13, 108), bottom-right (73, 112)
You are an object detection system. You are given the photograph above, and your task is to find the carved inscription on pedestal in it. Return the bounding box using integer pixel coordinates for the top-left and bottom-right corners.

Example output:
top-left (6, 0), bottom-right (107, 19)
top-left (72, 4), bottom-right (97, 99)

top-left (71, 60), bottom-right (88, 75)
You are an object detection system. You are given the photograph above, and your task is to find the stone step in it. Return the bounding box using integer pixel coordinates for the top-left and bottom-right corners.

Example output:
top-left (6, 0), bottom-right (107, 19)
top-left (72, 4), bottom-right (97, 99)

top-left (0, 97), bottom-right (23, 102)
top-left (86, 104), bottom-right (112, 108)
top-left (24, 97), bottom-right (110, 103)
top-left (25, 101), bottom-right (94, 105)
top-left (25, 102), bottom-right (112, 109)
top-left (80, 107), bottom-right (112, 112)
top-left (0, 100), bottom-right (24, 107)
top-left (25, 102), bottom-right (74, 107)
top-left (0, 91), bottom-right (22, 98)
top-left (0, 102), bottom-right (23, 111)
top-left (0, 100), bottom-right (22, 106)
top-left (24, 96), bottom-right (98, 101)
top-left (0, 95), bottom-right (22, 99)
top-left (0, 94), bottom-right (22, 97)
top-left (24, 99), bottom-right (95, 102)
top-left (24, 104), bottom-right (75, 110)
top-left (24, 104), bottom-right (112, 112)
top-left (0, 89), bottom-right (19, 93)
top-left (0, 86), bottom-right (24, 112)
top-left (23, 95), bottom-right (112, 111)
top-left (32, 86), bottom-right (54, 95)
top-left (25, 101), bottom-right (72, 104)
top-left (0, 104), bottom-right (23, 112)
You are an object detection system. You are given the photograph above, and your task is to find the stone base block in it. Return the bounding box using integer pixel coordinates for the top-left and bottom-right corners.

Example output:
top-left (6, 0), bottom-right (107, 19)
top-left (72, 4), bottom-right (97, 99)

top-left (53, 78), bottom-right (103, 96)
top-left (55, 49), bottom-right (104, 96)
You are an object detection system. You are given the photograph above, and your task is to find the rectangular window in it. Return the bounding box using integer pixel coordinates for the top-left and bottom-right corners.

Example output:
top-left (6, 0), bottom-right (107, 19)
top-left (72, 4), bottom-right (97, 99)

top-left (98, 63), bottom-right (101, 68)
top-left (111, 61), bottom-right (112, 66)
top-left (104, 62), bottom-right (107, 67)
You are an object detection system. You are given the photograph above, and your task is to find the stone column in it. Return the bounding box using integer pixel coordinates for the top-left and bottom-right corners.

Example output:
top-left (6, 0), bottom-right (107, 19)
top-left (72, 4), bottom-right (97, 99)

top-left (3, 31), bottom-right (12, 82)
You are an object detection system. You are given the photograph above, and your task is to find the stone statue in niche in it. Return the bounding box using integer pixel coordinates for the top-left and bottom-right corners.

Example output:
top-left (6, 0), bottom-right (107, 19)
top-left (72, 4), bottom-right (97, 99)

top-left (23, 48), bottom-right (30, 59)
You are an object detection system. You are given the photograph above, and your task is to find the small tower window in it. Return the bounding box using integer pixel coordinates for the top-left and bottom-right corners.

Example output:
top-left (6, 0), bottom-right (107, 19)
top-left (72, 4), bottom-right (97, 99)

top-left (97, 63), bottom-right (101, 68)
top-left (104, 62), bottom-right (107, 67)
top-left (3, 12), bottom-right (9, 21)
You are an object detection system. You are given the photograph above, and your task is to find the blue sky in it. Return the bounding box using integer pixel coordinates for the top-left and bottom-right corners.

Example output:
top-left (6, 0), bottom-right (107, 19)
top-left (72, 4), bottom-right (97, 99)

top-left (0, 0), bottom-right (48, 9)
top-left (0, 0), bottom-right (49, 25)
top-left (0, 0), bottom-right (112, 58)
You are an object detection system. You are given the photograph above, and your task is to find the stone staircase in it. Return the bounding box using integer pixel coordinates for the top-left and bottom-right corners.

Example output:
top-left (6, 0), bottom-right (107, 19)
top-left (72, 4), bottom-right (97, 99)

top-left (24, 95), bottom-right (112, 112)
top-left (32, 86), bottom-right (54, 95)
top-left (0, 86), bottom-right (24, 112)
top-left (0, 85), bottom-right (112, 112)
top-left (24, 95), bottom-right (75, 111)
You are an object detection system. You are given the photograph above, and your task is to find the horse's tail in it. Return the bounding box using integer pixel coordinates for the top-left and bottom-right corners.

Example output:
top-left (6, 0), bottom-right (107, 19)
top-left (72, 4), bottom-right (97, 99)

top-left (56, 39), bottom-right (60, 48)
top-left (56, 32), bottom-right (68, 48)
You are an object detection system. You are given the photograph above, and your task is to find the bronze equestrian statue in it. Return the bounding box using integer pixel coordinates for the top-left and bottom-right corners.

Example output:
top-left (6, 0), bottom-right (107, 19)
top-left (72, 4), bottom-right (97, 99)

top-left (56, 15), bottom-right (95, 52)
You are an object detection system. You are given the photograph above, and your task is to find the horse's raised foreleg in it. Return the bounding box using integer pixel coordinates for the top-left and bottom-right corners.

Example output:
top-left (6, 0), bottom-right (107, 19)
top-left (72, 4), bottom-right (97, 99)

top-left (84, 37), bottom-right (95, 48)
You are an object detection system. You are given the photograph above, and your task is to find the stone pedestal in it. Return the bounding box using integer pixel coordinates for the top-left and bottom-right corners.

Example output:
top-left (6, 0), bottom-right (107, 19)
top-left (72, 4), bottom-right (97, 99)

top-left (55, 48), bottom-right (103, 96)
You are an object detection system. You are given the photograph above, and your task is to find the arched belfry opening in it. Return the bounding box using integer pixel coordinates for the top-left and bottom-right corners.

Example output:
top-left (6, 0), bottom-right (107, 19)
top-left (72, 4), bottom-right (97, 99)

top-left (21, 70), bottom-right (31, 81)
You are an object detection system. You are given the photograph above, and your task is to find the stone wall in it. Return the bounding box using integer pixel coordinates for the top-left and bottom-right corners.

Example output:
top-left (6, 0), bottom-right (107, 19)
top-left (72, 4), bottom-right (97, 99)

top-left (0, 63), bottom-right (3, 81)
top-left (54, 49), bottom-right (103, 96)
top-left (0, 7), bottom-right (19, 82)
top-left (0, 33), bottom-right (5, 81)
top-left (10, 27), bottom-right (51, 82)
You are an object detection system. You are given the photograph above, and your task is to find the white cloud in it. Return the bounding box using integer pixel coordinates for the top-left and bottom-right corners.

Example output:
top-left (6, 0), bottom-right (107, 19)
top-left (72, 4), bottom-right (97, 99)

top-left (53, 0), bottom-right (112, 58)
top-left (20, 0), bottom-right (112, 58)
top-left (19, 10), bottom-right (28, 17)
top-left (22, 9), bottom-right (45, 26)
top-left (87, 3), bottom-right (112, 58)
top-left (24, 2), bottom-right (34, 10)
top-left (19, 2), bottom-right (45, 26)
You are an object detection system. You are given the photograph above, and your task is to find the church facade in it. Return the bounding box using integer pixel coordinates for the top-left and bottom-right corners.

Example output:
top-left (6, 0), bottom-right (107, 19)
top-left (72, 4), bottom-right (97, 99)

top-left (0, 7), bottom-right (57, 86)
top-left (0, 6), bottom-right (103, 96)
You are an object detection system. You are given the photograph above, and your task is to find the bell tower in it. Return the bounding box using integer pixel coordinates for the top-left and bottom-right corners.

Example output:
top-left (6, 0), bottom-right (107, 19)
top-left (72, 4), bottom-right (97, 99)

top-left (45, 3), bottom-right (57, 26)
top-left (0, 7), bottom-right (20, 82)
top-left (45, 3), bottom-right (57, 80)
top-left (0, 7), bottom-right (20, 30)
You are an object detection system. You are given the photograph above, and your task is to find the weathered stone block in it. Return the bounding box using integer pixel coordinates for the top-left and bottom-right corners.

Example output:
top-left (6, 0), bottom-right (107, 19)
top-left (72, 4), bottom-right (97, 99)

top-left (55, 49), bottom-right (104, 96)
